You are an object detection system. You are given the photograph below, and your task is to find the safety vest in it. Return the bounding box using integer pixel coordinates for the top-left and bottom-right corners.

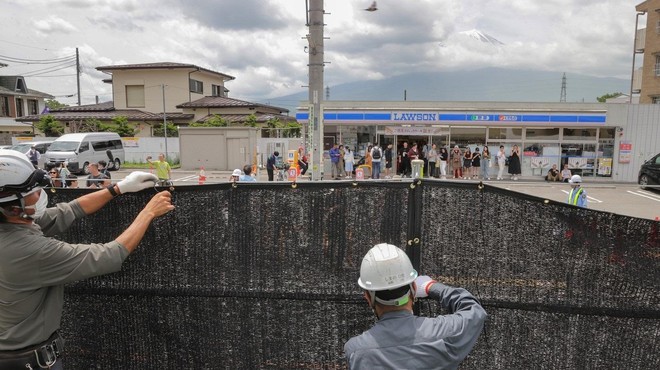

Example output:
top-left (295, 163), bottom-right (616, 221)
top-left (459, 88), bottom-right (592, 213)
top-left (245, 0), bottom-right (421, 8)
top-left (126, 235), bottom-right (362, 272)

top-left (568, 187), bottom-right (583, 206)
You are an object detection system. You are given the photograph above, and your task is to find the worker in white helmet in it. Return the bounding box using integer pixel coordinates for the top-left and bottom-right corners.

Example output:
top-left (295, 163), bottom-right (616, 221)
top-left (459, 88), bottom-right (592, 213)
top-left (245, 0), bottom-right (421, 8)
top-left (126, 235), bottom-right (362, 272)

top-left (344, 243), bottom-right (487, 369)
top-left (567, 174), bottom-right (587, 208)
top-left (0, 149), bottom-right (174, 369)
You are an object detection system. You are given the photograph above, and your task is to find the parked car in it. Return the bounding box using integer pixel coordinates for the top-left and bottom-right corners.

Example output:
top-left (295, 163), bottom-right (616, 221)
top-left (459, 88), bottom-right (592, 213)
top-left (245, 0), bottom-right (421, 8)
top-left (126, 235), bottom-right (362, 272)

top-left (638, 152), bottom-right (660, 190)
top-left (9, 140), bottom-right (54, 168)
top-left (43, 132), bottom-right (124, 174)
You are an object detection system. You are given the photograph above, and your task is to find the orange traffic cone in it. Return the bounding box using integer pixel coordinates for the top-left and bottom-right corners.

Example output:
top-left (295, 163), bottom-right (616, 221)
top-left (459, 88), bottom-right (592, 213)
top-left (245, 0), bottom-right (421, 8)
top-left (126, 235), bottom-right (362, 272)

top-left (198, 166), bottom-right (206, 185)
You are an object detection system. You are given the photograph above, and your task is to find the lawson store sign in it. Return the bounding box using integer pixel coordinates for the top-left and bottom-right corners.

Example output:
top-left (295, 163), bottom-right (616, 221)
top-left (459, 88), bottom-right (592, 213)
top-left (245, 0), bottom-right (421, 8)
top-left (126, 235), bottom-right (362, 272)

top-left (295, 111), bottom-right (607, 126)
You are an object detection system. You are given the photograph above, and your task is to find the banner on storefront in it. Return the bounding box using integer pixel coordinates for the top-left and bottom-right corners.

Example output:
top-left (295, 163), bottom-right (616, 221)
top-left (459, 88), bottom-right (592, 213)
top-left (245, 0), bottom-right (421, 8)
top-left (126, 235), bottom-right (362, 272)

top-left (384, 127), bottom-right (449, 136)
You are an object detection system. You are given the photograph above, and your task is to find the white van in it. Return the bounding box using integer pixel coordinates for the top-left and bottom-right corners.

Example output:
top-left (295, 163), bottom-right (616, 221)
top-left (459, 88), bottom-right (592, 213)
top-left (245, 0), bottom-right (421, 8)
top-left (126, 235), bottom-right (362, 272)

top-left (43, 133), bottom-right (125, 174)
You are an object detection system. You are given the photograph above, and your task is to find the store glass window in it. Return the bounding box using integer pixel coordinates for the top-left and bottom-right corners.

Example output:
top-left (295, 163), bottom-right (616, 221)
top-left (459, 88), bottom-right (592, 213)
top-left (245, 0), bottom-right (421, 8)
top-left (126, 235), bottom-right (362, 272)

top-left (521, 143), bottom-right (561, 177)
top-left (488, 127), bottom-right (522, 140)
top-left (561, 143), bottom-right (597, 177)
top-left (563, 128), bottom-right (597, 141)
top-left (525, 128), bottom-right (559, 140)
top-left (597, 128), bottom-right (615, 177)
top-left (450, 128), bottom-right (486, 148)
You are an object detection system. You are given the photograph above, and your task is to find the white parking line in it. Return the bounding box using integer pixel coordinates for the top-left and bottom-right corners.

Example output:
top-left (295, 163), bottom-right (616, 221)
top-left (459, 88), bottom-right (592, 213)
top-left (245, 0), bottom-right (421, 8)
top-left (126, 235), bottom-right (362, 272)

top-left (560, 189), bottom-right (603, 203)
top-left (175, 175), bottom-right (198, 182)
top-left (626, 190), bottom-right (660, 202)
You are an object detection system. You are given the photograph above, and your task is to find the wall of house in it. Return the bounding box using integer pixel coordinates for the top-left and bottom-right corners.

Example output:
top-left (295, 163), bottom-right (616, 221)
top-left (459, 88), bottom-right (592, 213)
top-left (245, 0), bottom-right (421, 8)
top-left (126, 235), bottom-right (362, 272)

top-left (638, 0), bottom-right (660, 103)
top-left (110, 69), bottom-right (228, 113)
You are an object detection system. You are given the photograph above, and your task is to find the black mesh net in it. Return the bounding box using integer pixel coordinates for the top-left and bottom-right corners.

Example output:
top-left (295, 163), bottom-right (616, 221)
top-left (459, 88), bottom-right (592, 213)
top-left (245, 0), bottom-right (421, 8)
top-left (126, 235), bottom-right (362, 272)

top-left (45, 180), bottom-right (659, 369)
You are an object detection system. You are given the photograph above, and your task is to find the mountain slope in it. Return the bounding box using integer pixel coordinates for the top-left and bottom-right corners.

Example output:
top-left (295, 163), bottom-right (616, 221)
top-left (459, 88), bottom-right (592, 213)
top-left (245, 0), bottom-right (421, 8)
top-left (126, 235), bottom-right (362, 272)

top-left (263, 68), bottom-right (629, 113)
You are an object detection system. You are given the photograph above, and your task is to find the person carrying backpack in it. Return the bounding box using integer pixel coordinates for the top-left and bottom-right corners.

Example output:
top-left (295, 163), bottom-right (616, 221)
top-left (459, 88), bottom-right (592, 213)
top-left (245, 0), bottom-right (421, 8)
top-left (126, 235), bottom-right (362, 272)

top-left (371, 144), bottom-right (383, 179)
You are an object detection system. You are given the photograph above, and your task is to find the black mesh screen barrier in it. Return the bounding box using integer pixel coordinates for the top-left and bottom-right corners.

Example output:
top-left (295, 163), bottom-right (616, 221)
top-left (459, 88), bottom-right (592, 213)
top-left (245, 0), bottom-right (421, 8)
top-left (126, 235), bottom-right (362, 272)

top-left (43, 180), bottom-right (659, 369)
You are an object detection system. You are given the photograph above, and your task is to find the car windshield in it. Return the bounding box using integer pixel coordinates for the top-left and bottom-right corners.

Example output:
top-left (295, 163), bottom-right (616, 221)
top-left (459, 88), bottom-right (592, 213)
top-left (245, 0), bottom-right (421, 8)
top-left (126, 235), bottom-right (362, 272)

top-left (48, 141), bottom-right (79, 152)
top-left (9, 144), bottom-right (31, 154)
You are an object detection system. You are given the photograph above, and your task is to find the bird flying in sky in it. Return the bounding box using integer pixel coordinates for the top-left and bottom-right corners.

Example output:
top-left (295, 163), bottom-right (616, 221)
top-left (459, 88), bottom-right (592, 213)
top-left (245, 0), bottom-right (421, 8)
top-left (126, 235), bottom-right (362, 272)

top-left (365, 1), bottom-right (377, 12)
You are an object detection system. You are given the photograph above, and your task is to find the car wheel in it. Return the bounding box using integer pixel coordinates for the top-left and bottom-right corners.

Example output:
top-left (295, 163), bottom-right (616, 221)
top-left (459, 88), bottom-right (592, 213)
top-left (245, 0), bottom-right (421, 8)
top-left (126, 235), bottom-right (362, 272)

top-left (639, 174), bottom-right (649, 190)
top-left (82, 162), bottom-right (90, 175)
top-left (113, 158), bottom-right (121, 171)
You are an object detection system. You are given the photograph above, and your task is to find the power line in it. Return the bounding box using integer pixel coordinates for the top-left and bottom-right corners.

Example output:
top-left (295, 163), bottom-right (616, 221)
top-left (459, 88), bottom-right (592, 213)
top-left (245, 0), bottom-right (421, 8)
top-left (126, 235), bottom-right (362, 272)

top-left (21, 60), bottom-right (76, 77)
top-left (0, 39), bottom-right (51, 51)
top-left (0, 54), bottom-right (76, 64)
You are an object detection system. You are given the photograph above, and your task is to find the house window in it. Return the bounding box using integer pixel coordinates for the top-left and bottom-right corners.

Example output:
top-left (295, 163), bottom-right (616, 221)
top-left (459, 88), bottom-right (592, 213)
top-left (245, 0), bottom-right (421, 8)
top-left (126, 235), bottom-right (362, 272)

top-left (655, 55), bottom-right (660, 76)
top-left (126, 85), bottom-right (145, 108)
top-left (189, 79), bottom-right (203, 94)
top-left (652, 97), bottom-right (660, 104)
top-left (657, 20), bottom-right (660, 34)
top-left (212, 84), bottom-right (223, 97)
top-left (0, 96), bottom-right (9, 117)
top-left (15, 98), bottom-right (24, 117)
top-left (28, 100), bottom-right (38, 115)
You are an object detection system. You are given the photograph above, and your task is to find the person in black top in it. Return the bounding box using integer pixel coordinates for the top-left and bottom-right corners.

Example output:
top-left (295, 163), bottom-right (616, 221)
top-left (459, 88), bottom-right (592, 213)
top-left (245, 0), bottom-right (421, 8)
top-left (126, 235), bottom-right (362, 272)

top-left (266, 151), bottom-right (279, 181)
top-left (384, 143), bottom-right (394, 179)
top-left (398, 142), bottom-right (410, 177)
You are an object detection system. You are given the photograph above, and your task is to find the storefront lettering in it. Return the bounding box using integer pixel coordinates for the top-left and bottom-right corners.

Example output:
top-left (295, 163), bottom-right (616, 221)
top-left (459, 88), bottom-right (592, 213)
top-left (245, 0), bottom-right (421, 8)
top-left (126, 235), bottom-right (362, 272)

top-left (393, 113), bottom-right (437, 121)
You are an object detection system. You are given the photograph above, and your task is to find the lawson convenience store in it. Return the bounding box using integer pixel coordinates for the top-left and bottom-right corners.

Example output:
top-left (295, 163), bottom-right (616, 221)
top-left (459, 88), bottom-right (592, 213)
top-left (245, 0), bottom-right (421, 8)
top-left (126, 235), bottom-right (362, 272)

top-left (297, 101), bottom-right (619, 179)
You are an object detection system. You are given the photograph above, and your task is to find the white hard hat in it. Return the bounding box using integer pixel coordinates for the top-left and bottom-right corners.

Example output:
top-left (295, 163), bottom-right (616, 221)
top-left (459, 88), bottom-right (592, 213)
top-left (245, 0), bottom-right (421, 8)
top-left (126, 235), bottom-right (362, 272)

top-left (0, 149), bottom-right (49, 203)
top-left (358, 243), bottom-right (417, 291)
top-left (568, 175), bottom-right (582, 184)
top-left (232, 169), bottom-right (242, 177)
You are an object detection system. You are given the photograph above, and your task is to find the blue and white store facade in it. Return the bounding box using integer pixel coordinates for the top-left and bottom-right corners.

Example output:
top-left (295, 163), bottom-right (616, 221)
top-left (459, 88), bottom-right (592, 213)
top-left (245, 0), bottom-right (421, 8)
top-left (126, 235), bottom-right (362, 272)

top-left (296, 101), bottom-right (660, 182)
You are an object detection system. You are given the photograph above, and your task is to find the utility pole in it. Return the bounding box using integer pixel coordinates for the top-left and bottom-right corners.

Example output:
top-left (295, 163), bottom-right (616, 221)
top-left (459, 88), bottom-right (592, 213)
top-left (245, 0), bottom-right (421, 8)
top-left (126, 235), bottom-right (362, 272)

top-left (76, 47), bottom-right (81, 106)
top-left (162, 84), bottom-right (168, 161)
top-left (307, 0), bottom-right (324, 180)
top-left (560, 73), bottom-right (567, 103)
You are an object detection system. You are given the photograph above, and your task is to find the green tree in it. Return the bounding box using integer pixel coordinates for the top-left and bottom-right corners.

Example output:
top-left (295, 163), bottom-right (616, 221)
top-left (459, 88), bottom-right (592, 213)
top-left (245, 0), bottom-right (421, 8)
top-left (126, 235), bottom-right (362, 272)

top-left (153, 122), bottom-right (179, 137)
top-left (110, 116), bottom-right (137, 137)
top-left (45, 99), bottom-right (68, 110)
top-left (78, 118), bottom-right (102, 132)
top-left (281, 121), bottom-right (302, 138)
top-left (597, 92), bottom-right (623, 103)
top-left (245, 113), bottom-right (258, 127)
top-left (35, 115), bottom-right (64, 136)
top-left (190, 115), bottom-right (229, 127)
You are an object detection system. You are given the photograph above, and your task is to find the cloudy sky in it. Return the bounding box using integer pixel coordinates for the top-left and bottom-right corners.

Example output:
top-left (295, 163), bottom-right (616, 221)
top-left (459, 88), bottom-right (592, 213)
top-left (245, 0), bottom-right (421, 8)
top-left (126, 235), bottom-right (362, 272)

top-left (0, 0), bottom-right (642, 107)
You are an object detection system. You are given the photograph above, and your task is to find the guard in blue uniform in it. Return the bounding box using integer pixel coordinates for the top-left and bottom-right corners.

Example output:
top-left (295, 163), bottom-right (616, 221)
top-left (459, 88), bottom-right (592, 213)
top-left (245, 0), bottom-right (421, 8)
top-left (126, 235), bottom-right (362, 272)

top-left (567, 175), bottom-right (588, 208)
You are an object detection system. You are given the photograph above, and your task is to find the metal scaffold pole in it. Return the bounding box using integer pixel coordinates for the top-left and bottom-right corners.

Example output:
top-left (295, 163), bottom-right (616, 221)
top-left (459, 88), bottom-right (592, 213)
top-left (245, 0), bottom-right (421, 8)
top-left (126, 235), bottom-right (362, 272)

top-left (307, 0), bottom-right (324, 180)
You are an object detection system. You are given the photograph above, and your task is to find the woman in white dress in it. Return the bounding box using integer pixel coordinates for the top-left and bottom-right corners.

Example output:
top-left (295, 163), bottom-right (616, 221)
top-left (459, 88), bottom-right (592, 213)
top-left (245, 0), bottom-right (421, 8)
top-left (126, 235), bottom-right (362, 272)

top-left (344, 147), bottom-right (355, 179)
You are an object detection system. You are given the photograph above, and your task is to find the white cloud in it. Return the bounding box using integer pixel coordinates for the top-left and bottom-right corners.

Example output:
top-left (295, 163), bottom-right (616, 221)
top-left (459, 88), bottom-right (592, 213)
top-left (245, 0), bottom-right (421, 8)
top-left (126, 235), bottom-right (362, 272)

top-left (34, 16), bottom-right (78, 35)
top-left (0, 0), bottom-right (641, 106)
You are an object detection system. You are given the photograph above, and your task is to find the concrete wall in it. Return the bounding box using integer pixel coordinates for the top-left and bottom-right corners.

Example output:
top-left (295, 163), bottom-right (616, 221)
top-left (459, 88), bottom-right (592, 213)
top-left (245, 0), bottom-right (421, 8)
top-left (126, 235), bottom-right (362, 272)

top-left (608, 103), bottom-right (660, 182)
top-left (120, 137), bottom-right (180, 163)
top-left (179, 127), bottom-right (259, 171)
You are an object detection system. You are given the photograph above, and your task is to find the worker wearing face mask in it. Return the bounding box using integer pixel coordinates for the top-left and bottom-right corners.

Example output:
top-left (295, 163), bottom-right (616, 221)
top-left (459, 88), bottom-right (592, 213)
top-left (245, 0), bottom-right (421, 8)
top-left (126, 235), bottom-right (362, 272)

top-left (0, 149), bottom-right (174, 369)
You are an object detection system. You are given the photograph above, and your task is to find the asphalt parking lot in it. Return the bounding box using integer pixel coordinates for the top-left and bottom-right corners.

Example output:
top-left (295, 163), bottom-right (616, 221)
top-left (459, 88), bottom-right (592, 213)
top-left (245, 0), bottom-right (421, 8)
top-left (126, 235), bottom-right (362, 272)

top-left (104, 169), bottom-right (660, 221)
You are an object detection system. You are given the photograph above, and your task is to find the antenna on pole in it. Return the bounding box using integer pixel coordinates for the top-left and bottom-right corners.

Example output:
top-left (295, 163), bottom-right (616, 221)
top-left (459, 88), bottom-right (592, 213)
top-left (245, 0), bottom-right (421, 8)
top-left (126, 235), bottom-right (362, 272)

top-left (560, 73), bottom-right (567, 103)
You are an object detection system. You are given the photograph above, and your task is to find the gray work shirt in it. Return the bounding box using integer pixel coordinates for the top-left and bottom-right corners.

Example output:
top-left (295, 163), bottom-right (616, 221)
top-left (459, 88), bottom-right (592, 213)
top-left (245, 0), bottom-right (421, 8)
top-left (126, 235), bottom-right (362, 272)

top-left (0, 200), bottom-right (129, 350)
top-left (344, 284), bottom-right (487, 370)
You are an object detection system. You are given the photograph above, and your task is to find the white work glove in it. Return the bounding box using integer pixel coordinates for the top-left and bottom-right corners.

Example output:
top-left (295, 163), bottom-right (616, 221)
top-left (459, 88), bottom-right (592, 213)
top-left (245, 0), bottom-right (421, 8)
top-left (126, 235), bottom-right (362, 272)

top-left (414, 275), bottom-right (437, 299)
top-left (116, 171), bottom-right (158, 194)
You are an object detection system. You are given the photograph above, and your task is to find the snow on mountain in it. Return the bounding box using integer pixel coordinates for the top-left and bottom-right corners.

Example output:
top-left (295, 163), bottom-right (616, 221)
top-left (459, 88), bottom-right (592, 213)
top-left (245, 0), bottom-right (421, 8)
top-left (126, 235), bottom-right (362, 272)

top-left (458, 29), bottom-right (505, 46)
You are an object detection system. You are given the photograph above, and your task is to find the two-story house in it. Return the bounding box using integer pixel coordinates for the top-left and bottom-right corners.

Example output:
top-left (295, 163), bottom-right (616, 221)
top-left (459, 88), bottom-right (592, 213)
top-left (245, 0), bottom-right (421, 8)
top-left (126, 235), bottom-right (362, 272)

top-left (0, 75), bottom-right (53, 144)
top-left (17, 62), bottom-right (296, 136)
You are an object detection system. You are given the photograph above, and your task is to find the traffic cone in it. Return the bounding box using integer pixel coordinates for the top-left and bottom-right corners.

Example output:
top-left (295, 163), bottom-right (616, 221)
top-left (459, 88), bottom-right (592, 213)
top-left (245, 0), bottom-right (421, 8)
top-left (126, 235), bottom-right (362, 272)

top-left (198, 166), bottom-right (206, 185)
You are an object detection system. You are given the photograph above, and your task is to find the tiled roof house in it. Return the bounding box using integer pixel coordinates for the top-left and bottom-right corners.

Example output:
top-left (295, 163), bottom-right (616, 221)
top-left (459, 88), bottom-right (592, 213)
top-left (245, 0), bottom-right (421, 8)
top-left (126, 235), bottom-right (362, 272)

top-left (17, 62), bottom-right (296, 137)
